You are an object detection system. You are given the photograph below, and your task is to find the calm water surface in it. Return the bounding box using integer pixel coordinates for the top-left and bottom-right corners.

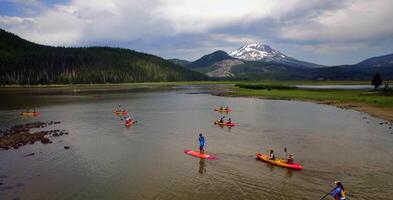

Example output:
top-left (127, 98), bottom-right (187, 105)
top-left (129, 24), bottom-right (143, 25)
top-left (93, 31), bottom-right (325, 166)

top-left (0, 86), bottom-right (392, 200)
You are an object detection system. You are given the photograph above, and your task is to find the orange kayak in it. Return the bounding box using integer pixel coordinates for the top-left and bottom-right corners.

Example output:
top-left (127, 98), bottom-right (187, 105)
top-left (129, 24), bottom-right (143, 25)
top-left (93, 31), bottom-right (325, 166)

top-left (214, 108), bottom-right (231, 112)
top-left (256, 153), bottom-right (303, 170)
top-left (113, 110), bottom-right (127, 115)
top-left (20, 112), bottom-right (40, 116)
top-left (184, 149), bottom-right (216, 160)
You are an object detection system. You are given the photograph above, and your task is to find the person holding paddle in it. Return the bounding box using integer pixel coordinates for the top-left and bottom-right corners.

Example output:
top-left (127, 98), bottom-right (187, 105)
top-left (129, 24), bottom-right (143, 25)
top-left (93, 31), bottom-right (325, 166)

top-left (329, 181), bottom-right (346, 200)
top-left (320, 181), bottom-right (346, 200)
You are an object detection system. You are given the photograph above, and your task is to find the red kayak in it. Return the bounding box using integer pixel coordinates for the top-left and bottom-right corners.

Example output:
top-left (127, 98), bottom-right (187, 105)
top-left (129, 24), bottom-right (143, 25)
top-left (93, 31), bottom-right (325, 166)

top-left (125, 120), bottom-right (136, 127)
top-left (214, 121), bottom-right (236, 127)
top-left (184, 149), bottom-right (217, 160)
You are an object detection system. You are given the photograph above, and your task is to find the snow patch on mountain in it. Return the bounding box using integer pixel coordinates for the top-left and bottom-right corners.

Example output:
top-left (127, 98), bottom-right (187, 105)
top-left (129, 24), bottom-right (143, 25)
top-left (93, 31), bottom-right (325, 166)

top-left (229, 44), bottom-right (286, 61)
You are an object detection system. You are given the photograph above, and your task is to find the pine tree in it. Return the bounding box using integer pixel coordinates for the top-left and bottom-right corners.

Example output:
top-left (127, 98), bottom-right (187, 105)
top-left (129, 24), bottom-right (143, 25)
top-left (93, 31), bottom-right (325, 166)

top-left (371, 72), bottom-right (382, 89)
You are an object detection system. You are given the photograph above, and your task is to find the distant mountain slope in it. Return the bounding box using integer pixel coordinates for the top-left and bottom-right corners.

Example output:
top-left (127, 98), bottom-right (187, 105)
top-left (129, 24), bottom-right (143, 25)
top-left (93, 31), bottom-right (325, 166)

top-left (187, 50), bottom-right (234, 69)
top-left (179, 44), bottom-right (392, 80)
top-left (357, 53), bottom-right (393, 67)
top-left (167, 59), bottom-right (190, 67)
top-left (0, 29), bottom-right (206, 85)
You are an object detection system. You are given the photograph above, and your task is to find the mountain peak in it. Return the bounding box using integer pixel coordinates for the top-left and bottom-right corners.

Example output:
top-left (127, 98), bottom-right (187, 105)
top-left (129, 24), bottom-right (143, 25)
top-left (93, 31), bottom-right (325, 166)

top-left (187, 50), bottom-right (233, 68)
top-left (229, 43), bottom-right (286, 61)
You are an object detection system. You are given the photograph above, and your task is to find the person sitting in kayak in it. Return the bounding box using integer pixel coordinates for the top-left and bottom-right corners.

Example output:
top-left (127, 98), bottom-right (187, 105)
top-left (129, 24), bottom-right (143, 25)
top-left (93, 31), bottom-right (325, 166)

top-left (287, 154), bottom-right (294, 164)
top-left (219, 116), bottom-right (225, 123)
top-left (225, 106), bottom-right (229, 110)
top-left (330, 181), bottom-right (346, 200)
top-left (125, 116), bottom-right (132, 122)
top-left (269, 149), bottom-right (275, 160)
top-left (199, 134), bottom-right (205, 154)
top-left (228, 118), bottom-right (232, 123)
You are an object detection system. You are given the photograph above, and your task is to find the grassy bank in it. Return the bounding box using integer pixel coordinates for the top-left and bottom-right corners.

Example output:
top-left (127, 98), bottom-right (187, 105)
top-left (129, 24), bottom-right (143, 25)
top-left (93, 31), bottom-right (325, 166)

top-left (228, 83), bottom-right (393, 122)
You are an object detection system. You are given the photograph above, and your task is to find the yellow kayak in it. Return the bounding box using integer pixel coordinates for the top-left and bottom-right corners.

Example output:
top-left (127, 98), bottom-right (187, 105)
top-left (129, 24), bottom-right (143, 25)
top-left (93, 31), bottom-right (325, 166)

top-left (20, 112), bottom-right (40, 116)
top-left (256, 153), bottom-right (303, 170)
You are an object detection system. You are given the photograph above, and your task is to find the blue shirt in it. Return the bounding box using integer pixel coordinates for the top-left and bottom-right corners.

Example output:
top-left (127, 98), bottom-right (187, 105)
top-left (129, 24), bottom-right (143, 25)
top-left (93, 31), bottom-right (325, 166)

top-left (199, 136), bottom-right (205, 146)
top-left (330, 187), bottom-right (345, 200)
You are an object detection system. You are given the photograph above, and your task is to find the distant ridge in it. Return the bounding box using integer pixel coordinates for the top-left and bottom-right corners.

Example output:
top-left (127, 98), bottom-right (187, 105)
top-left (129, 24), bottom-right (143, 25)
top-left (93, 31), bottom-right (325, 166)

top-left (0, 29), bottom-right (206, 85)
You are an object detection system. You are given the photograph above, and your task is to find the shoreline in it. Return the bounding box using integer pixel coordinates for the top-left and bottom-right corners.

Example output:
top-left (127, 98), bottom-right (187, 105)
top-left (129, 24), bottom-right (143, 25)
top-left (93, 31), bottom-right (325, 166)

top-left (215, 90), bottom-right (393, 123)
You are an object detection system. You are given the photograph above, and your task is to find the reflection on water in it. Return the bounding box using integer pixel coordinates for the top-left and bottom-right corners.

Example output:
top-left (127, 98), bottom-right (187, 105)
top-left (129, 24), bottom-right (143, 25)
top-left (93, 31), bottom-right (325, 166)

top-left (0, 86), bottom-right (392, 200)
top-left (199, 158), bottom-right (206, 175)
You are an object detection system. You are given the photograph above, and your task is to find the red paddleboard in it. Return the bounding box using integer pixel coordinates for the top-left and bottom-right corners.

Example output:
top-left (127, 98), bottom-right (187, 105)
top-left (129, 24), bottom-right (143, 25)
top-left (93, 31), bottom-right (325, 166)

top-left (183, 149), bottom-right (217, 160)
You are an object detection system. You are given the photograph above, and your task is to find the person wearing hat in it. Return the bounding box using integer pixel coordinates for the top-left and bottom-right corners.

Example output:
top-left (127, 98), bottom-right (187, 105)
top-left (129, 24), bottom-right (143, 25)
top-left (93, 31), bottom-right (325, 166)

top-left (198, 134), bottom-right (205, 154)
top-left (329, 181), bottom-right (346, 200)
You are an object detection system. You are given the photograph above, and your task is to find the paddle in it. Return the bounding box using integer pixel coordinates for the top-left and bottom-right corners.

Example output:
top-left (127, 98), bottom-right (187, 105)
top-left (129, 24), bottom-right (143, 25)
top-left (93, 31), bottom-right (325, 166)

top-left (319, 188), bottom-right (335, 200)
top-left (284, 147), bottom-right (288, 157)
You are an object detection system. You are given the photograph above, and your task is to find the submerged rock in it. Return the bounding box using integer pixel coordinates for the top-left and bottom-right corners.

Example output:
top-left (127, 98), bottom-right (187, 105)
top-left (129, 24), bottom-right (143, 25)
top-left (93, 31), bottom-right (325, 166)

top-left (0, 121), bottom-right (68, 150)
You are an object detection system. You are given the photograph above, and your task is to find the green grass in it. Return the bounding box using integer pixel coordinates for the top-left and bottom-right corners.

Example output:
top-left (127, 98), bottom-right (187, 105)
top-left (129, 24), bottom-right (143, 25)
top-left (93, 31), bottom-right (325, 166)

top-left (232, 87), bottom-right (393, 108)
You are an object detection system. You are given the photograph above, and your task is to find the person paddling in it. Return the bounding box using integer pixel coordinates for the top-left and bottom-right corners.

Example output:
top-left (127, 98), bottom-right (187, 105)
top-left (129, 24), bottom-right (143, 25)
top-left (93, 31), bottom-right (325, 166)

top-left (329, 181), bottom-right (346, 200)
top-left (199, 134), bottom-right (205, 154)
top-left (228, 117), bottom-right (232, 123)
top-left (286, 154), bottom-right (294, 164)
top-left (219, 116), bottom-right (225, 123)
top-left (269, 149), bottom-right (275, 160)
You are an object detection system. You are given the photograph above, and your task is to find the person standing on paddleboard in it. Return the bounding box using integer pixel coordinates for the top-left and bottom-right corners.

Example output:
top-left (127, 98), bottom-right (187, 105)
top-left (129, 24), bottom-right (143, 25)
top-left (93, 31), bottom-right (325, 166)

top-left (329, 181), bottom-right (346, 200)
top-left (199, 134), bottom-right (205, 154)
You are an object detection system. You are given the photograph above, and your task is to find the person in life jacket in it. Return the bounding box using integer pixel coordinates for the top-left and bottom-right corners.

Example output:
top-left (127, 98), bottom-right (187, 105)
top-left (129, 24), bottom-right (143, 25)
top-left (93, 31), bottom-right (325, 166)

top-left (269, 149), bottom-right (275, 160)
top-left (330, 181), bottom-right (346, 200)
top-left (219, 116), bottom-right (225, 123)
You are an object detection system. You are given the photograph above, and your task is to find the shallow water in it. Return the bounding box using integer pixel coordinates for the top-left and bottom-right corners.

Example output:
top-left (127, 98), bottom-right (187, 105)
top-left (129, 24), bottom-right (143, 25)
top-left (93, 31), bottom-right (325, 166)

top-left (0, 86), bottom-right (392, 200)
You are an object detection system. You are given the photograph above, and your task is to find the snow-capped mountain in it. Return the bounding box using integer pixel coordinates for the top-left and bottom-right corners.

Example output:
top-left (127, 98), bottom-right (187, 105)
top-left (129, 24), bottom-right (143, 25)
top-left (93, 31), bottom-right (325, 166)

top-left (229, 44), bottom-right (286, 61)
top-left (229, 44), bottom-right (322, 68)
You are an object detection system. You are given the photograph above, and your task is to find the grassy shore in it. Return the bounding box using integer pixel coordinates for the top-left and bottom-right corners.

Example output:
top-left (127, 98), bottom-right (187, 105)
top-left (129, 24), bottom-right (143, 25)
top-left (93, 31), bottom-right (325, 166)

top-left (226, 83), bottom-right (393, 122)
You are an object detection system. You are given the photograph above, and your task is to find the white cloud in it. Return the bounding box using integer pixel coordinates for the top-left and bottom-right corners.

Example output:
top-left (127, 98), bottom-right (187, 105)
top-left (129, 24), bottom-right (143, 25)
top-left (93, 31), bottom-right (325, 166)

top-left (0, 16), bottom-right (35, 25)
top-left (1, 0), bottom-right (393, 64)
top-left (279, 0), bottom-right (393, 43)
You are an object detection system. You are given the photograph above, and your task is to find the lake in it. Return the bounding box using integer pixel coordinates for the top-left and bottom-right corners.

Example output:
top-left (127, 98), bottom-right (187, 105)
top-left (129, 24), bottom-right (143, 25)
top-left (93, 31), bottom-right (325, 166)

top-left (0, 85), bottom-right (392, 200)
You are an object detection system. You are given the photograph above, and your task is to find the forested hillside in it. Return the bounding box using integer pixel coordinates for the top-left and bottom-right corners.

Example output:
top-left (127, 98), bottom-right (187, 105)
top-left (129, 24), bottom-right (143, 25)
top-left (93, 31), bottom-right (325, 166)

top-left (0, 29), bottom-right (206, 85)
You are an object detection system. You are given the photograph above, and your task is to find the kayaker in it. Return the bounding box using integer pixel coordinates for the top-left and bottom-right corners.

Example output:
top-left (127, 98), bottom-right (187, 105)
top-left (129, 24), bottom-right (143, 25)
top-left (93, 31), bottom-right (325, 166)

top-left (219, 106), bottom-right (223, 110)
top-left (225, 106), bottom-right (229, 110)
top-left (199, 134), bottom-right (205, 154)
top-left (228, 118), bottom-right (232, 123)
top-left (126, 116), bottom-right (132, 122)
top-left (269, 149), bottom-right (275, 160)
top-left (287, 154), bottom-right (294, 164)
top-left (330, 181), bottom-right (346, 200)
top-left (219, 116), bottom-right (225, 123)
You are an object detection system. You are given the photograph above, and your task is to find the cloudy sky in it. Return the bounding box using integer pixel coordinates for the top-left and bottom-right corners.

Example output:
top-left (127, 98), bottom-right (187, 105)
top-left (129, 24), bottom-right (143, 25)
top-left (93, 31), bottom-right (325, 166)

top-left (1, 0), bottom-right (393, 65)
